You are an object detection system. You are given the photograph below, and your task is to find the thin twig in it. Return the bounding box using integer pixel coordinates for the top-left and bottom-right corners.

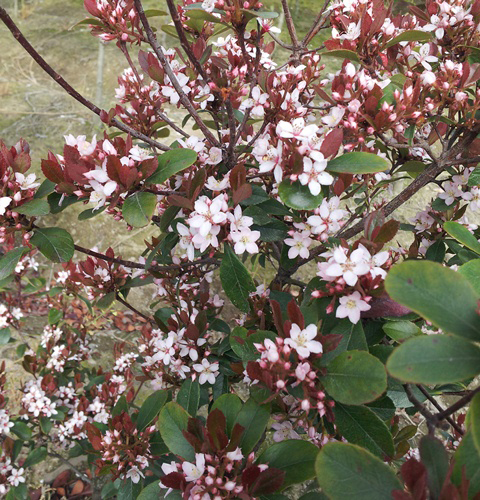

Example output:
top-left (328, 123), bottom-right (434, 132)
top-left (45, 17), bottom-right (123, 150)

top-left (133, 0), bottom-right (221, 148)
top-left (115, 293), bottom-right (153, 323)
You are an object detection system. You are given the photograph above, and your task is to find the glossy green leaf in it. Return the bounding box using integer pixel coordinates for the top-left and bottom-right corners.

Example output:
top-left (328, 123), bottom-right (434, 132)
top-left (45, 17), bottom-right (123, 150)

top-left (452, 431), bottom-right (480, 496)
top-left (257, 440), bottom-right (318, 488)
top-left (444, 221), bottom-right (480, 255)
top-left (0, 328), bottom-right (11, 345)
top-left (234, 398), bottom-right (270, 454)
top-left (137, 390), bottom-right (168, 431)
top-left (333, 403), bottom-right (395, 459)
top-left (385, 260), bottom-right (480, 340)
top-left (386, 30), bottom-right (432, 47)
top-left (158, 402), bottom-right (194, 460)
top-left (177, 379), bottom-right (201, 416)
top-left (117, 479), bottom-right (142, 500)
top-left (321, 350), bottom-right (387, 405)
top-left (30, 227), bottom-right (74, 263)
top-left (146, 149), bottom-right (197, 185)
top-left (326, 152), bottom-right (390, 175)
top-left (48, 308), bottom-right (62, 325)
top-left (382, 320), bottom-right (420, 342)
top-left (320, 320), bottom-right (367, 366)
top-left (122, 192), bottom-right (157, 228)
top-left (386, 334), bottom-right (480, 384)
top-left (220, 244), bottom-right (255, 312)
top-left (458, 259), bottom-right (480, 295)
top-left (0, 247), bottom-right (28, 281)
top-left (211, 394), bottom-right (243, 436)
top-left (16, 199), bottom-right (50, 216)
top-left (419, 436), bottom-right (449, 499)
top-left (23, 446), bottom-right (47, 467)
top-left (315, 442), bottom-right (402, 500)
top-left (11, 421), bottom-right (32, 441)
top-left (278, 180), bottom-right (323, 210)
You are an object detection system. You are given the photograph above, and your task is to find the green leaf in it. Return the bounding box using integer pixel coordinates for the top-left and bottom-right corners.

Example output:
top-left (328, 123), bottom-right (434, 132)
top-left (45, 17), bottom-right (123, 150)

top-left (468, 167), bottom-right (480, 187)
top-left (31, 227), bottom-right (74, 263)
top-left (320, 320), bottom-right (367, 366)
top-left (48, 308), bottom-right (63, 325)
top-left (230, 327), bottom-right (276, 362)
top-left (234, 398), bottom-right (270, 454)
top-left (11, 421), bottom-right (32, 441)
top-left (425, 240), bottom-right (446, 262)
top-left (146, 149), bottom-right (198, 185)
top-left (137, 481), bottom-right (170, 500)
top-left (386, 334), bottom-right (480, 384)
top-left (23, 446), bottom-right (47, 467)
top-left (177, 379), bottom-right (201, 416)
top-left (122, 192), bottom-right (157, 228)
top-left (158, 402), bottom-right (195, 460)
top-left (326, 152), bottom-right (390, 175)
top-left (137, 390), bottom-right (168, 431)
top-left (0, 328), bottom-right (11, 345)
top-left (320, 49), bottom-right (360, 62)
top-left (16, 199), bottom-right (50, 216)
top-left (366, 396), bottom-right (396, 422)
top-left (0, 247), bottom-right (28, 281)
top-left (382, 320), bottom-right (420, 342)
top-left (211, 394), bottom-right (243, 436)
top-left (5, 483), bottom-right (28, 500)
top-left (458, 259), bottom-right (480, 295)
top-left (34, 179), bottom-right (56, 199)
top-left (444, 221), bottom-right (480, 255)
top-left (278, 180), bottom-right (323, 210)
top-left (117, 479), bottom-right (143, 500)
top-left (220, 244), bottom-right (255, 312)
top-left (333, 403), bottom-right (395, 459)
top-left (452, 431), bottom-right (480, 496)
top-left (315, 442), bottom-right (402, 500)
top-left (321, 350), bottom-right (387, 405)
top-left (467, 392), bottom-right (480, 454)
top-left (385, 260), bottom-right (480, 341)
top-left (386, 30), bottom-right (432, 47)
top-left (419, 436), bottom-right (449, 499)
top-left (257, 440), bottom-right (318, 488)
top-left (78, 205), bottom-right (106, 220)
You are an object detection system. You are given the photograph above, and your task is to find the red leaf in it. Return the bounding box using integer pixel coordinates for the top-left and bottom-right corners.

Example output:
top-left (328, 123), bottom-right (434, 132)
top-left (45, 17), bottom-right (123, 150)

top-left (320, 128), bottom-right (344, 159)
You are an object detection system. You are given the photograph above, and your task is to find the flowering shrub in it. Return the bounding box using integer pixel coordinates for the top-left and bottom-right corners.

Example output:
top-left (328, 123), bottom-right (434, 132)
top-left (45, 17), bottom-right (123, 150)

top-left (1, 0), bottom-right (480, 498)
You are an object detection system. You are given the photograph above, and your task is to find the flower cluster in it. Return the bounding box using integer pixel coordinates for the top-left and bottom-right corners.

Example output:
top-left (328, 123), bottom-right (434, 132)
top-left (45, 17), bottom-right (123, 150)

top-left (87, 412), bottom-right (154, 483)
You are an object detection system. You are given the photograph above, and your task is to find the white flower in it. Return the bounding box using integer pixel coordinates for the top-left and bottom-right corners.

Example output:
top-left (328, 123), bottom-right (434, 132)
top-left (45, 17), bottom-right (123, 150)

top-left (276, 118), bottom-right (318, 142)
top-left (193, 358), bottom-right (219, 385)
top-left (325, 246), bottom-right (370, 286)
top-left (205, 147), bottom-right (223, 165)
top-left (182, 454), bottom-right (205, 481)
top-left (177, 223), bottom-right (196, 261)
top-left (129, 146), bottom-right (154, 162)
top-left (271, 421), bottom-right (300, 442)
top-left (205, 175), bottom-right (229, 191)
top-left (64, 134), bottom-right (97, 156)
top-left (285, 323), bottom-right (323, 358)
top-left (231, 229), bottom-right (261, 255)
top-left (420, 71), bottom-right (436, 86)
top-left (161, 73), bottom-right (191, 105)
top-left (336, 292), bottom-right (371, 324)
top-left (298, 156), bottom-right (334, 196)
top-left (125, 466), bottom-right (144, 484)
top-left (0, 197), bottom-right (12, 215)
top-left (226, 448), bottom-right (243, 461)
top-left (439, 181), bottom-right (462, 205)
top-left (322, 107), bottom-right (345, 128)
top-left (284, 232), bottom-right (312, 259)
top-left (201, 0), bottom-right (215, 13)
top-left (189, 195), bottom-right (228, 236)
top-left (8, 468), bottom-right (25, 487)
top-left (410, 44), bottom-right (438, 71)
top-left (15, 172), bottom-right (39, 190)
